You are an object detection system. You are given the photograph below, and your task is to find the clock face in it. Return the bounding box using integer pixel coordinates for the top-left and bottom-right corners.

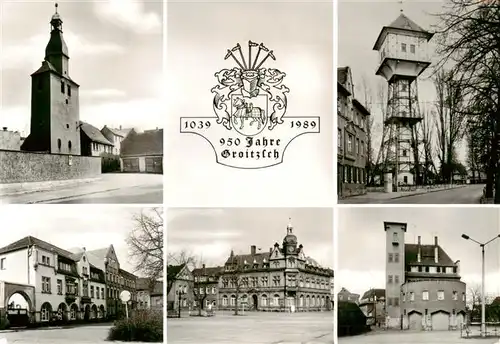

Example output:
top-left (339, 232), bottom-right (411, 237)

top-left (287, 246), bottom-right (294, 253)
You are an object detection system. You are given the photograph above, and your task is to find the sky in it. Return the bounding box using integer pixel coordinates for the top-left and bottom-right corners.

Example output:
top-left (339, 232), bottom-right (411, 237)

top-left (0, 0), bottom-right (163, 135)
top-left (0, 205), bottom-right (156, 275)
top-left (167, 208), bottom-right (334, 270)
top-left (165, 0), bottom-right (334, 207)
top-left (339, 0), bottom-right (468, 164)
top-left (338, 207), bottom-right (500, 298)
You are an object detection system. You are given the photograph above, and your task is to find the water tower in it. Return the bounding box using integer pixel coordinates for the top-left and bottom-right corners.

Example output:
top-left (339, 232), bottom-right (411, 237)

top-left (373, 12), bottom-right (433, 191)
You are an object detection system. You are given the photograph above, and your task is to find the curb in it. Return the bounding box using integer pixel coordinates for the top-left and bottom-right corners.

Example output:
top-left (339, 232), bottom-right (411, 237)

top-left (26, 187), bottom-right (127, 204)
top-left (0, 178), bottom-right (102, 197)
top-left (389, 185), bottom-right (466, 200)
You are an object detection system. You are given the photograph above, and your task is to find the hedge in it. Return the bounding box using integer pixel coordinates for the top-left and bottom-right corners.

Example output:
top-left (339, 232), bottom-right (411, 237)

top-left (107, 310), bottom-right (163, 342)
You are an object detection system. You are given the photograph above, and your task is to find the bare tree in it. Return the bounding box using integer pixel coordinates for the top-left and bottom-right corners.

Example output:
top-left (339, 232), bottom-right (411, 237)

top-left (373, 80), bottom-right (388, 184)
top-left (128, 208), bottom-right (163, 286)
top-left (361, 75), bottom-right (376, 185)
top-left (167, 250), bottom-right (195, 295)
top-left (432, 69), bottom-right (467, 183)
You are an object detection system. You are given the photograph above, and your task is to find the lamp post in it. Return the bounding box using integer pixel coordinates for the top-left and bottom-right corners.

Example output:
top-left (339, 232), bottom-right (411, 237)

top-left (461, 233), bottom-right (500, 338)
top-left (176, 290), bottom-right (185, 318)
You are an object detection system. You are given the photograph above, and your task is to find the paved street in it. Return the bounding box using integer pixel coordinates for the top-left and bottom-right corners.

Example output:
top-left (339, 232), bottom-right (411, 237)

top-left (341, 184), bottom-right (483, 204)
top-left (1, 173), bottom-right (163, 204)
top-left (338, 330), bottom-right (499, 344)
top-left (0, 324), bottom-right (149, 344)
top-left (167, 311), bottom-right (333, 344)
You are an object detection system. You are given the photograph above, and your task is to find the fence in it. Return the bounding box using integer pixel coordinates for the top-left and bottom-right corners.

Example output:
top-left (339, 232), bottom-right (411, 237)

top-left (367, 183), bottom-right (461, 193)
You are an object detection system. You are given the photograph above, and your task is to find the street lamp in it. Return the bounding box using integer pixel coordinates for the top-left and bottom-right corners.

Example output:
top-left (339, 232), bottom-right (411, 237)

top-left (461, 233), bottom-right (500, 338)
top-left (176, 290), bottom-right (185, 318)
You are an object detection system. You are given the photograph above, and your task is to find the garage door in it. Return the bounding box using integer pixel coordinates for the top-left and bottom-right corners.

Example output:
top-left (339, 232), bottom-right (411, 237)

top-left (408, 312), bottom-right (423, 330)
top-left (145, 157), bottom-right (163, 174)
top-left (431, 311), bottom-right (449, 331)
top-left (122, 158), bottom-right (139, 172)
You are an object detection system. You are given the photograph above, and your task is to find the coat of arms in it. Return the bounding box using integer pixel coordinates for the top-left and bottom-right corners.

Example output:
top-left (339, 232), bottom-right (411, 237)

top-left (180, 41), bottom-right (320, 169)
top-left (212, 42), bottom-right (289, 136)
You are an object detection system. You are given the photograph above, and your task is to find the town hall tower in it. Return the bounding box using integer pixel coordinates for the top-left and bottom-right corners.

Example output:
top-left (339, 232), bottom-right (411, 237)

top-left (21, 4), bottom-right (81, 155)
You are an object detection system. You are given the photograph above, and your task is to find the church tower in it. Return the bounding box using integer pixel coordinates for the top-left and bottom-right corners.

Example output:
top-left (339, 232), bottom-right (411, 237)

top-left (21, 3), bottom-right (81, 155)
top-left (384, 221), bottom-right (407, 329)
top-left (283, 218), bottom-right (299, 310)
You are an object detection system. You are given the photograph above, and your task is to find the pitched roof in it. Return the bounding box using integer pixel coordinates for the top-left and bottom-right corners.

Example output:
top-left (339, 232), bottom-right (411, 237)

top-left (86, 247), bottom-right (109, 259)
top-left (80, 121), bottom-right (113, 146)
top-left (121, 129), bottom-right (163, 157)
top-left (107, 127), bottom-right (134, 138)
top-left (224, 252), bottom-right (271, 269)
top-left (389, 13), bottom-right (427, 33)
top-left (192, 266), bottom-right (224, 277)
top-left (361, 289), bottom-right (385, 300)
top-left (0, 236), bottom-right (75, 260)
top-left (405, 244), bottom-right (457, 267)
top-left (167, 264), bottom-right (186, 281)
top-left (352, 98), bottom-right (371, 116)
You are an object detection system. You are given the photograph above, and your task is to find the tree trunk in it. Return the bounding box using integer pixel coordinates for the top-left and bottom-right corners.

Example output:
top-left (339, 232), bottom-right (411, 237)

top-left (495, 105), bottom-right (500, 203)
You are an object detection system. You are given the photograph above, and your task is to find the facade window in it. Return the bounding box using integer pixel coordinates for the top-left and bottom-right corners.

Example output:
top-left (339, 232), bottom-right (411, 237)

top-left (403, 149), bottom-right (407, 157)
top-left (361, 140), bottom-right (364, 156)
top-left (0, 258), bottom-right (5, 270)
top-left (273, 294), bottom-right (279, 306)
top-left (57, 279), bottom-right (63, 295)
top-left (403, 176), bottom-right (408, 184)
top-left (347, 134), bottom-right (353, 153)
top-left (452, 291), bottom-right (458, 300)
top-left (68, 141), bottom-right (72, 151)
top-left (261, 295), bottom-right (267, 307)
top-left (394, 275), bottom-right (399, 284)
top-left (41, 304), bottom-right (50, 322)
top-left (401, 43), bottom-right (407, 52)
top-left (394, 253), bottom-right (399, 263)
top-left (437, 290), bottom-right (444, 301)
top-left (393, 232), bottom-right (398, 241)
top-left (230, 295), bottom-right (236, 306)
top-left (68, 85), bottom-right (71, 96)
top-left (338, 129), bottom-right (342, 148)
top-left (410, 292), bottom-right (415, 301)
top-left (410, 44), bottom-right (415, 54)
top-left (57, 139), bottom-right (62, 150)
top-left (356, 138), bottom-right (360, 154)
top-left (61, 81), bottom-right (65, 93)
top-left (422, 291), bottom-right (429, 301)
top-left (394, 297), bottom-right (399, 306)
top-left (388, 253), bottom-right (393, 262)
top-left (388, 275), bottom-right (393, 284)
top-left (42, 277), bottom-right (51, 293)
top-left (83, 281), bottom-right (89, 297)
top-left (91, 286), bottom-right (95, 298)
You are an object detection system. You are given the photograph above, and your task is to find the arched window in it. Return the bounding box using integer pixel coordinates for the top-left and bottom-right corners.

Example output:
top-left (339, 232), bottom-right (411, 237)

top-left (299, 295), bottom-right (304, 307)
top-left (41, 302), bottom-right (52, 322)
top-left (57, 139), bottom-right (62, 150)
top-left (68, 141), bottom-right (72, 151)
top-left (261, 294), bottom-right (267, 307)
top-left (273, 294), bottom-right (279, 306)
top-left (222, 295), bottom-right (228, 306)
top-left (230, 295), bottom-right (236, 306)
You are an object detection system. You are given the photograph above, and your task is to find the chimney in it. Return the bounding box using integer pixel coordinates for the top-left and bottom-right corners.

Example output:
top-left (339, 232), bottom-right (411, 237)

top-left (417, 236), bottom-right (421, 262)
top-left (120, 125), bottom-right (122, 130)
top-left (202, 264), bottom-right (205, 269)
top-left (434, 236), bottom-right (439, 263)
top-left (251, 245), bottom-right (256, 255)
top-left (83, 247), bottom-right (86, 251)
top-left (455, 260), bottom-right (460, 274)
top-left (2, 127), bottom-right (7, 131)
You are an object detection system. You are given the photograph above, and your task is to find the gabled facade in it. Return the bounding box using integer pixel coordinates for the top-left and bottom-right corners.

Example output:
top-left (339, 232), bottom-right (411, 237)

top-left (0, 236), bottom-right (106, 325)
top-left (337, 66), bottom-right (370, 198)
top-left (359, 288), bottom-right (386, 326)
top-left (337, 287), bottom-right (360, 304)
top-left (79, 121), bottom-right (113, 156)
top-left (216, 221), bottom-right (334, 312)
top-left (101, 126), bottom-right (134, 155)
top-left (137, 278), bottom-right (163, 311)
top-left (384, 222), bottom-right (466, 331)
top-left (87, 245), bottom-right (137, 320)
top-left (192, 265), bottom-right (223, 310)
top-left (167, 264), bottom-right (194, 311)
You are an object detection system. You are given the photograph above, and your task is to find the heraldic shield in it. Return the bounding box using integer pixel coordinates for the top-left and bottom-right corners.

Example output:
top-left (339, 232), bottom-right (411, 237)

top-left (230, 94), bottom-right (268, 136)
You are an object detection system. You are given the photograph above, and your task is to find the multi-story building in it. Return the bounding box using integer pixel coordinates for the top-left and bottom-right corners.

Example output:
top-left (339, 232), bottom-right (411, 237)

top-left (137, 278), bottom-right (163, 311)
top-left (101, 126), bottom-right (135, 155)
top-left (0, 236), bottom-right (106, 325)
top-left (384, 222), bottom-right (466, 331)
top-left (192, 265), bottom-right (223, 310)
top-left (120, 129), bottom-right (163, 174)
top-left (337, 287), bottom-right (360, 304)
top-left (167, 264), bottom-right (194, 312)
top-left (337, 66), bottom-right (371, 198)
top-left (216, 221), bottom-right (334, 312)
top-left (359, 288), bottom-right (385, 326)
top-left (86, 245), bottom-right (137, 319)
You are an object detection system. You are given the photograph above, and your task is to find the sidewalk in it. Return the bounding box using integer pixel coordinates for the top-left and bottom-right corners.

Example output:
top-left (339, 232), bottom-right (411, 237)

top-left (0, 173), bottom-right (163, 204)
top-left (340, 184), bottom-right (465, 203)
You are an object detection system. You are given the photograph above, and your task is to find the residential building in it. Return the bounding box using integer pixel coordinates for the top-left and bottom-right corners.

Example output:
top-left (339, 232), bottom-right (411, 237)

top-left (384, 222), bottom-right (466, 331)
top-left (21, 7), bottom-right (81, 155)
top-left (86, 245), bottom-right (137, 319)
top-left (0, 236), bottom-right (106, 325)
top-left (137, 278), bottom-right (163, 311)
top-left (216, 221), bottom-right (334, 312)
top-left (0, 127), bottom-right (21, 151)
top-left (192, 265), bottom-right (223, 310)
top-left (337, 287), bottom-right (360, 304)
top-left (79, 121), bottom-right (114, 156)
top-left (337, 66), bottom-right (371, 198)
top-left (120, 129), bottom-right (163, 174)
top-left (359, 288), bottom-right (385, 326)
top-left (167, 264), bottom-right (194, 311)
top-left (101, 126), bottom-right (135, 155)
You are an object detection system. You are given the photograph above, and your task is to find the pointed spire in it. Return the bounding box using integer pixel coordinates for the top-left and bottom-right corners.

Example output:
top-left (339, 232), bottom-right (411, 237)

top-left (398, 0), bottom-right (404, 13)
top-left (55, 2), bottom-right (58, 14)
top-left (287, 217), bottom-right (293, 234)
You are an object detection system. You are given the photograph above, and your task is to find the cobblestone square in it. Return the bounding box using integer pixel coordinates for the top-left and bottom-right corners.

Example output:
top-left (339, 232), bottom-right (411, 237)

top-left (167, 311), bottom-right (334, 344)
top-left (0, 325), bottom-right (121, 344)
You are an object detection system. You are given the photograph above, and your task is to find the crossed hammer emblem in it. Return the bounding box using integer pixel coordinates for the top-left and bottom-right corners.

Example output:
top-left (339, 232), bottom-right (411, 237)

top-left (224, 41), bottom-right (276, 70)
